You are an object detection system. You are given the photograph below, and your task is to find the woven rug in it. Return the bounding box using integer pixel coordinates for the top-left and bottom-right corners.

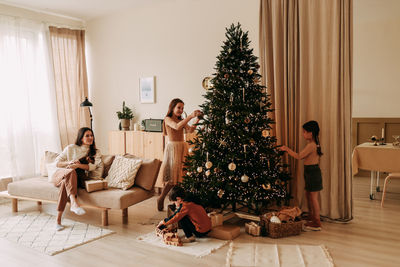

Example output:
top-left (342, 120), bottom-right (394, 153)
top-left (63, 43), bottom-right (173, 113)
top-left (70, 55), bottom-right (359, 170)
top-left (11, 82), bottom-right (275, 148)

top-left (137, 231), bottom-right (228, 257)
top-left (0, 211), bottom-right (114, 255)
top-left (226, 242), bottom-right (334, 267)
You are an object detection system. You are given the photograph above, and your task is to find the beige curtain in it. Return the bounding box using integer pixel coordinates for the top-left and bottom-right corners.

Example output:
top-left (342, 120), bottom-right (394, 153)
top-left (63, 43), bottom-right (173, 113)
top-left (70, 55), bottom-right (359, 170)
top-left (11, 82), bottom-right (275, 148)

top-left (260, 0), bottom-right (352, 220)
top-left (49, 27), bottom-right (89, 149)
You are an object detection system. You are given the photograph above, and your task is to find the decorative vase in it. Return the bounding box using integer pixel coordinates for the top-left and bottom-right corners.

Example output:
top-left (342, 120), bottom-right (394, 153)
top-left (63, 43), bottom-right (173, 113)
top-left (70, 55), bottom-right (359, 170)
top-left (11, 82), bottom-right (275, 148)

top-left (121, 119), bottom-right (130, 130)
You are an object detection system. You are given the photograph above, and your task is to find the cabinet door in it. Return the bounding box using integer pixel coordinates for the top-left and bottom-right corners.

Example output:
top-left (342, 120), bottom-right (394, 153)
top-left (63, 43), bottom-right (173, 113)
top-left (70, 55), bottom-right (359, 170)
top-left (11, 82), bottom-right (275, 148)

top-left (126, 131), bottom-right (144, 157)
top-left (143, 132), bottom-right (164, 160)
top-left (108, 131), bottom-right (126, 155)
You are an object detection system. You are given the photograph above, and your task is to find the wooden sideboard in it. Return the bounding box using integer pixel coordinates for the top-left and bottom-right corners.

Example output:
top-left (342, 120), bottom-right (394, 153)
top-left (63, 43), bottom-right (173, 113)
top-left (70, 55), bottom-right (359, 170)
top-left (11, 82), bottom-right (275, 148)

top-left (108, 130), bottom-right (196, 189)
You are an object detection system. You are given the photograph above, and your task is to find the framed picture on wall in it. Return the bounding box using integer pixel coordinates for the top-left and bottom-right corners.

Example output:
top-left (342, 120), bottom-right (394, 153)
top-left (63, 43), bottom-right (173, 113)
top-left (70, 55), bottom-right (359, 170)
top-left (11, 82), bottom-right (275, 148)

top-left (139, 76), bottom-right (155, 103)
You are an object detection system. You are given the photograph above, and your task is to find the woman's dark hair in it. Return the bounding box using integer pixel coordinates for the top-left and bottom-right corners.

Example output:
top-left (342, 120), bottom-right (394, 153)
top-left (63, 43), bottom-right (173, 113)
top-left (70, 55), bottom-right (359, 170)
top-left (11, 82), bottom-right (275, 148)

top-left (303, 120), bottom-right (323, 156)
top-left (166, 98), bottom-right (184, 119)
top-left (75, 127), bottom-right (97, 158)
top-left (169, 186), bottom-right (186, 201)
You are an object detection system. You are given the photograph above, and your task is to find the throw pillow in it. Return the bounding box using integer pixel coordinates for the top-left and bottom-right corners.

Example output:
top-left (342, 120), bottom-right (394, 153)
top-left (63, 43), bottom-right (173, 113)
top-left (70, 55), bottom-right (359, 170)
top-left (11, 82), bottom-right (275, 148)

top-left (105, 155), bottom-right (142, 190)
top-left (101, 155), bottom-right (115, 177)
top-left (40, 151), bottom-right (59, 176)
top-left (124, 154), bottom-right (161, 191)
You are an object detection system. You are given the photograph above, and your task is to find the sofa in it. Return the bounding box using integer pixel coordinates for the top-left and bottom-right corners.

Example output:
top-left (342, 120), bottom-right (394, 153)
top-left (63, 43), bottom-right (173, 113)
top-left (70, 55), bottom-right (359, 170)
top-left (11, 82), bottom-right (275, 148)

top-left (0, 154), bottom-right (161, 226)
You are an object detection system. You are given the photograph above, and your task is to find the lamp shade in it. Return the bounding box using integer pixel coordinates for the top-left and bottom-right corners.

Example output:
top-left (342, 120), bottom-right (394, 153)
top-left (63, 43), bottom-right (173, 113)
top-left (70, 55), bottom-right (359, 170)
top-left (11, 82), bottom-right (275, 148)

top-left (80, 97), bottom-right (93, 107)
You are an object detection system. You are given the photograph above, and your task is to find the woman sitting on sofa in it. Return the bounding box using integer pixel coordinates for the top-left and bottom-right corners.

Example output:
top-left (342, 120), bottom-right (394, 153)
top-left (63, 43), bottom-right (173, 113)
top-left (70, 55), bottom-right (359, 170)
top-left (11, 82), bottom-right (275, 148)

top-left (50, 127), bottom-right (103, 231)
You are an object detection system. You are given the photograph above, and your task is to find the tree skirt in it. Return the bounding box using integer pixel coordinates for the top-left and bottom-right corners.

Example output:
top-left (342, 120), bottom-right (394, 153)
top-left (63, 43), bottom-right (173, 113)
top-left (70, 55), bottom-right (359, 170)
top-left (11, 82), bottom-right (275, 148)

top-left (0, 211), bottom-right (114, 255)
top-left (226, 242), bottom-right (334, 267)
top-left (137, 231), bottom-right (228, 258)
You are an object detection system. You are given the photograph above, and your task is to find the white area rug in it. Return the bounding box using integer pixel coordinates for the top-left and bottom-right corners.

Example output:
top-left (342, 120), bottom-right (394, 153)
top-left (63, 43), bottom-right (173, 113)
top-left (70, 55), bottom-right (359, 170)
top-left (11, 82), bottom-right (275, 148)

top-left (0, 212), bottom-right (114, 255)
top-left (137, 231), bottom-right (228, 257)
top-left (226, 242), bottom-right (334, 267)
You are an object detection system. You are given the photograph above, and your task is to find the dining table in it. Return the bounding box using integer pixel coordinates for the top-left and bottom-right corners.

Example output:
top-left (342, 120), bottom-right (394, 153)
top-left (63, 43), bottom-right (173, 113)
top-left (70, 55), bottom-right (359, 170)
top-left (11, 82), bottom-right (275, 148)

top-left (352, 142), bottom-right (400, 199)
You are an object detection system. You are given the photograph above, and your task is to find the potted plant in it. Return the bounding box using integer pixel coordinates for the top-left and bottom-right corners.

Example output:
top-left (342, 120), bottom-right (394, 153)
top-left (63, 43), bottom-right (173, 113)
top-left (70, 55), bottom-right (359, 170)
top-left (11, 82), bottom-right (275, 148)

top-left (117, 101), bottom-right (134, 130)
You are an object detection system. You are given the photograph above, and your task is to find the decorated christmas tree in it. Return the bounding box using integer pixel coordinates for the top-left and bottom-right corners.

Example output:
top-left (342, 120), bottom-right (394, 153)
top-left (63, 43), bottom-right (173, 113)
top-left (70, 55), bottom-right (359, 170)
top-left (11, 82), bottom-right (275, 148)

top-left (181, 23), bottom-right (290, 214)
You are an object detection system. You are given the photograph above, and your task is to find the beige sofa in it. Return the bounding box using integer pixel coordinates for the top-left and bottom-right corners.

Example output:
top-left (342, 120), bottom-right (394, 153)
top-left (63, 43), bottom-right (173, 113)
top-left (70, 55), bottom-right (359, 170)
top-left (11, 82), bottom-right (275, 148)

top-left (0, 155), bottom-right (161, 226)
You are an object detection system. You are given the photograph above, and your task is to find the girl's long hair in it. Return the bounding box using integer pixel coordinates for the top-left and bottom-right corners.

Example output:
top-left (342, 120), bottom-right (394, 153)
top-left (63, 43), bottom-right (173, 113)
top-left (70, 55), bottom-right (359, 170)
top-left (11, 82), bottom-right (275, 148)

top-left (163, 98), bottom-right (184, 135)
top-left (75, 127), bottom-right (97, 158)
top-left (303, 120), bottom-right (323, 156)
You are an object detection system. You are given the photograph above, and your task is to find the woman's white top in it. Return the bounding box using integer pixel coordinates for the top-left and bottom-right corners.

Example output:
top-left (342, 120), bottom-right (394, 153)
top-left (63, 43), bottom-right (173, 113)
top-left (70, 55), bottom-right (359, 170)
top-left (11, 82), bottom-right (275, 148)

top-left (47, 144), bottom-right (103, 181)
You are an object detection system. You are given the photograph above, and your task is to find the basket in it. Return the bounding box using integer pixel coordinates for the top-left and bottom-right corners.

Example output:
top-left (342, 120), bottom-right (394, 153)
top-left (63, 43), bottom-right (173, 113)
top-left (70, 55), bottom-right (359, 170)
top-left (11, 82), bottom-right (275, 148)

top-left (265, 220), bottom-right (303, 238)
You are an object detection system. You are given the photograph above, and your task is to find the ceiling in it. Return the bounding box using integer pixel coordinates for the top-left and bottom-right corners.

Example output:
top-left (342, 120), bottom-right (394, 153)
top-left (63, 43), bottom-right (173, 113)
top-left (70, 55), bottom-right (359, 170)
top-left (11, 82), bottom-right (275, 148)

top-left (0, 0), bottom-right (163, 21)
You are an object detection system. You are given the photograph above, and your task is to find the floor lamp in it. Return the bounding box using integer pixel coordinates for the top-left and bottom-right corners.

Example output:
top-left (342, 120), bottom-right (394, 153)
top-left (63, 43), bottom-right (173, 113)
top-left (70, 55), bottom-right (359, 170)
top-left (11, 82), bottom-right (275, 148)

top-left (80, 97), bottom-right (93, 129)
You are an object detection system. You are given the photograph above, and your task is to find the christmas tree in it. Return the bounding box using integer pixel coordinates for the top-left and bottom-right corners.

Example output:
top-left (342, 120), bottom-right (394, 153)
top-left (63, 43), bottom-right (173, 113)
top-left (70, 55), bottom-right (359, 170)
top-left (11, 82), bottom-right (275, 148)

top-left (181, 23), bottom-right (290, 214)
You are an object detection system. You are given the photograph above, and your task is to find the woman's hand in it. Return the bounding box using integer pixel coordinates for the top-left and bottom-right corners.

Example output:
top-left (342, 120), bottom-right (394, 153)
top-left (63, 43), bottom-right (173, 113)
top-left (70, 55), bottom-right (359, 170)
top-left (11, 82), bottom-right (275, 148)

top-left (67, 163), bottom-right (80, 169)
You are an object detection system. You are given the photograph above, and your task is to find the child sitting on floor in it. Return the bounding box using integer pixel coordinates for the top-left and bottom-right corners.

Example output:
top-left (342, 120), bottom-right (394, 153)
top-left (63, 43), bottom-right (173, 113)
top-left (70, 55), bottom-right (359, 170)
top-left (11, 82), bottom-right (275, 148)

top-left (157, 186), bottom-right (211, 243)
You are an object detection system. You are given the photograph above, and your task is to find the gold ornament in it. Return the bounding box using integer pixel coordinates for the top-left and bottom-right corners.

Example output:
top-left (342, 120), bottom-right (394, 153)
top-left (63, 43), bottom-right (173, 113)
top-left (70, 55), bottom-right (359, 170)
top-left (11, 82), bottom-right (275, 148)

top-left (248, 69), bottom-right (253, 75)
top-left (250, 139), bottom-right (255, 146)
top-left (202, 77), bottom-right (213, 90)
top-left (205, 170), bottom-right (211, 176)
top-left (241, 174), bottom-right (249, 183)
top-left (205, 161), bottom-right (213, 169)
top-left (187, 172), bottom-right (192, 176)
top-left (262, 183), bottom-right (271, 190)
top-left (244, 117), bottom-right (250, 124)
top-left (262, 129), bottom-right (270, 137)
top-left (217, 189), bottom-right (225, 198)
top-left (228, 162), bottom-right (236, 171)
top-left (224, 73), bottom-right (229, 79)
top-left (197, 167), bottom-right (203, 173)
top-left (281, 181), bottom-right (285, 186)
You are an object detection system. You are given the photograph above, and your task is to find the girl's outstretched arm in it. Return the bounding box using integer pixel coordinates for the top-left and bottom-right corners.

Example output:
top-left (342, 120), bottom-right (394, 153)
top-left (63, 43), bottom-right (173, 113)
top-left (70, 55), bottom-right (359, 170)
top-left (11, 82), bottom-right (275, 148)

top-left (280, 143), bottom-right (313, 160)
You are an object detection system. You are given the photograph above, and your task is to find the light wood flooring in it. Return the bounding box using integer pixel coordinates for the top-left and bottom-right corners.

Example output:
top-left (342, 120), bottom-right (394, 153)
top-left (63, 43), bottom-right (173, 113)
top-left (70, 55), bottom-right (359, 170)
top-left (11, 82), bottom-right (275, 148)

top-left (0, 176), bottom-right (399, 267)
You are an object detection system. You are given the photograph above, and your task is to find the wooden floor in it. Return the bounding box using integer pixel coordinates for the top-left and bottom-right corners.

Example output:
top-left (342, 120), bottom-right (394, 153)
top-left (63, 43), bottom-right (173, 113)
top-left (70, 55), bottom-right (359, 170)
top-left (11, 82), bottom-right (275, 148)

top-left (0, 176), bottom-right (399, 267)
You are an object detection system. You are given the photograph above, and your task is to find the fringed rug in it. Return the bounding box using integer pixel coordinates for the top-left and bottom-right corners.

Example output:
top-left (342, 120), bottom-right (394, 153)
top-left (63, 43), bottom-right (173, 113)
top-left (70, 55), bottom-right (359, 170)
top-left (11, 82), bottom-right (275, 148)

top-left (0, 211), bottom-right (114, 255)
top-left (137, 231), bottom-right (228, 257)
top-left (226, 242), bottom-right (334, 267)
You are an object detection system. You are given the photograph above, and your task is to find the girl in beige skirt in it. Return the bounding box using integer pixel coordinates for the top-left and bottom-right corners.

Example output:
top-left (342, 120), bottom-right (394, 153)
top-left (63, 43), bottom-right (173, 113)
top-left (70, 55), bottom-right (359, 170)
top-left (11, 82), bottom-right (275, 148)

top-left (157, 98), bottom-right (201, 211)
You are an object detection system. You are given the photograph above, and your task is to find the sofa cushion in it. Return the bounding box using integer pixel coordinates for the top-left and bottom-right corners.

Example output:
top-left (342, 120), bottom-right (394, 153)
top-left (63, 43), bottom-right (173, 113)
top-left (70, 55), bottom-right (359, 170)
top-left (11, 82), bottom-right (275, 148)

top-left (124, 154), bottom-right (161, 191)
top-left (105, 156), bottom-right (142, 190)
top-left (40, 151), bottom-right (59, 176)
top-left (101, 155), bottom-right (115, 177)
top-left (7, 177), bottom-right (153, 209)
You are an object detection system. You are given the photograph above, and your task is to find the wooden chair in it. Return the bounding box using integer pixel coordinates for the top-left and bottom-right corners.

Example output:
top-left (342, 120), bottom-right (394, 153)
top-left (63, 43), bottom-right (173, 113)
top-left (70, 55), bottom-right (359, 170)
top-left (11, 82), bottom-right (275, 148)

top-left (381, 173), bottom-right (400, 207)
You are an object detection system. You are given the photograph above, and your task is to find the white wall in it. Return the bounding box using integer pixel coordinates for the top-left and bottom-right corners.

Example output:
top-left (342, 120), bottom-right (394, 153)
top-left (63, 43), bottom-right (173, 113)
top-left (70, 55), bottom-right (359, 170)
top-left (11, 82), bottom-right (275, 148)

top-left (86, 0), bottom-right (260, 153)
top-left (353, 0), bottom-right (400, 118)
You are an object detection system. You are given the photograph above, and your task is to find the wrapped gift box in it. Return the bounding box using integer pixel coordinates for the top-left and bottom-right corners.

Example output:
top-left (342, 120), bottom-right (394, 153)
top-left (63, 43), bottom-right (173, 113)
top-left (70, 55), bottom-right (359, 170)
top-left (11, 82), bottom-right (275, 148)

top-left (208, 224), bottom-right (240, 240)
top-left (245, 222), bottom-right (261, 236)
top-left (85, 179), bottom-right (108, 193)
top-left (208, 211), bottom-right (223, 228)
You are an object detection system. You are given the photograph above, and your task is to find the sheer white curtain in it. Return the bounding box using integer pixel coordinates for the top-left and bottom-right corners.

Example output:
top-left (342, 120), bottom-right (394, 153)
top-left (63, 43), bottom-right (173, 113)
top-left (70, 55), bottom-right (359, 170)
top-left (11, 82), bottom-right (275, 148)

top-left (0, 15), bottom-right (61, 180)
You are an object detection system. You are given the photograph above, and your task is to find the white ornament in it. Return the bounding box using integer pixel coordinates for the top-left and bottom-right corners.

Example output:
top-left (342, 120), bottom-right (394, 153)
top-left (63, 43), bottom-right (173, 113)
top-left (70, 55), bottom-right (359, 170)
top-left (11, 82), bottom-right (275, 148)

top-left (241, 174), bottom-right (249, 183)
top-left (270, 215), bottom-right (281, 224)
top-left (228, 162), bottom-right (236, 171)
top-left (205, 161), bottom-right (213, 169)
top-left (205, 170), bottom-right (211, 176)
top-left (197, 167), bottom-right (203, 173)
top-left (188, 147), bottom-right (194, 153)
